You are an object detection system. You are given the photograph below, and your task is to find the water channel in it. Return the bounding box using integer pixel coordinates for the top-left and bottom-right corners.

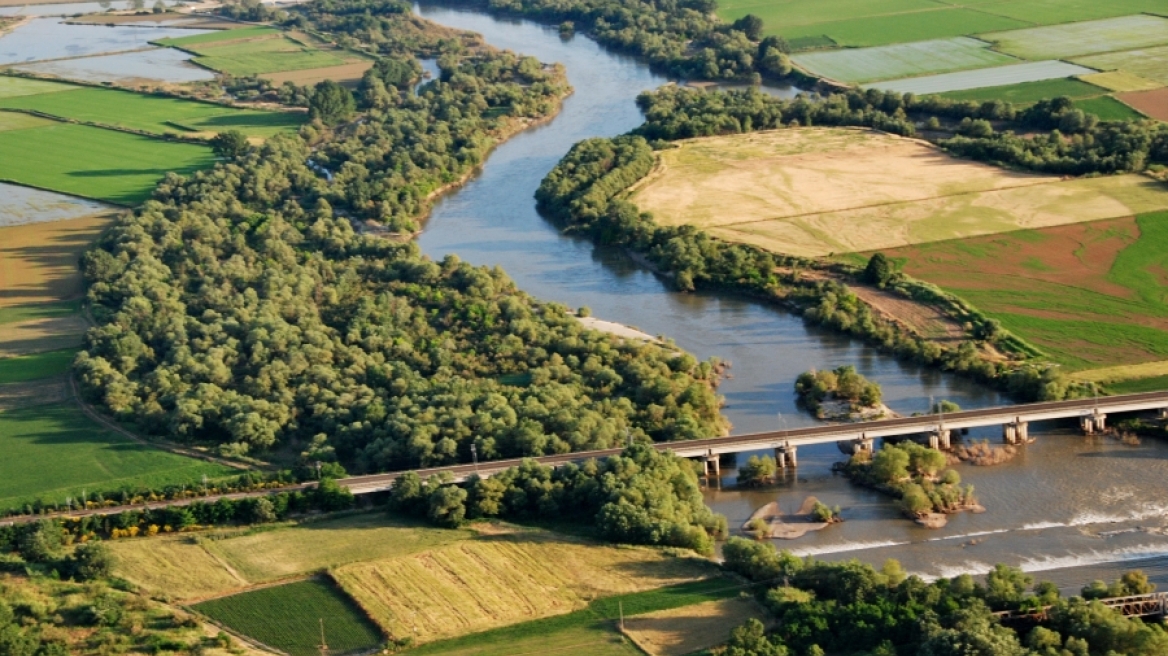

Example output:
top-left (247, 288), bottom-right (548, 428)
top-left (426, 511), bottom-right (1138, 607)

top-left (412, 2), bottom-right (1168, 589)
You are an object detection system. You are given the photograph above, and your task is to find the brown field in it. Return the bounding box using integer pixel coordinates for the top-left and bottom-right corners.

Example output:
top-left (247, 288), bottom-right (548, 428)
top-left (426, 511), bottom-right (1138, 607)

top-left (622, 597), bottom-right (768, 656)
top-left (1117, 88), bottom-right (1168, 121)
top-left (0, 376), bottom-right (68, 411)
top-left (0, 213), bottom-right (114, 308)
top-left (263, 61), bottom-right (374, 87)
top-left (0, 314), bottom-right (87, 357)
top-left (333, 535), bottom-right (714, 645)
top-left (629, 128), bottom-right (1168, 257)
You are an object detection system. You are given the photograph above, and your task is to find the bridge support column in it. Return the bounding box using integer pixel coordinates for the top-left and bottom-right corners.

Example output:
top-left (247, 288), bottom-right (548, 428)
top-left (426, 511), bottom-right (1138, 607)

top-left (775, 444), bottom-right (797, 468)
top-left (857, 438), bottom-right (875, 454)
top-left (929, 429), bottom-right (951, 450)
top-left (1004, 423), bottom-right (1018, 444)
top-left (1080, 414), bottom-right (1107, 435)
top-left (702, 455), bottom-right (721, 482)
top-left (1158, 408), bottom-right (1168, 421)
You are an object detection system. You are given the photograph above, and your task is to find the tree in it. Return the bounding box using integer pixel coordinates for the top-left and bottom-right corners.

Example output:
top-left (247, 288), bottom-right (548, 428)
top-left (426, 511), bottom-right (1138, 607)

top-left (737, 455), bottom-right (777, 487)
top-left (309, 80), bottom-right (356, 126)
top-left (863, 252), bottom-right (894, 287)
top-left (210, 130), bottom-right (249, 158)
top-left (984, 564), bottom-right (1033, 610)
top-left (68, 542), bottom-right (114, 581)
top-left (427, 485), bottom-right (468, 527)
top-left (732, 14), bottom-right (764, 40)
top-left (152, 0), bottom-right (165, 12)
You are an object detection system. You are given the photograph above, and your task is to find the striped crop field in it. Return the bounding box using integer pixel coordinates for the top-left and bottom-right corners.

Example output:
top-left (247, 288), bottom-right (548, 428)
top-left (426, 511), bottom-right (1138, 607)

top-left (792, 37), bottom-right (1017, 84)
top-left (1074, 45), bottom-right (1168, 87)
top-left (871, 61), bottom-right (1095, 95)
top-left (981, 15), bottom-right (1168, 61)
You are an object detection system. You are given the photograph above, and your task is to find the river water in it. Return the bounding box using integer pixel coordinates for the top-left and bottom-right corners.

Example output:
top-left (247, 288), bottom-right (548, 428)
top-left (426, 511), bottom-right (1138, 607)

top-left (409, 3), bottom-right (1168, 589)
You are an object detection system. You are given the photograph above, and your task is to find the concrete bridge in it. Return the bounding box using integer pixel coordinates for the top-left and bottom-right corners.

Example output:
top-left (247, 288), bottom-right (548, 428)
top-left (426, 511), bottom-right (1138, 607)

top-left (343, 390), bottom-right (1168, 493)
top-left (995, 592), bottom-right (1168, 624)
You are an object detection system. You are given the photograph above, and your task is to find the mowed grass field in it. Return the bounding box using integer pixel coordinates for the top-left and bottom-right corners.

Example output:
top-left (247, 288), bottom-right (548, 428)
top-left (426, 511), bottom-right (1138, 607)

top-left (0, 348), bottom-right (75, 384)
top-left (157, 27), bottom-right (366, 77)
top-left (791, 36), bottom-right (1017, 84)
top-left (194, 578), bottom-right (383, 656)
top-left (1075, 45), bottom-right (1168, 87)
top-left (982, 15), bottom-right (1168, 61)
top-left (938, 78), bottom-right (1107, 104)
top-left (333, 534), bottom-right (717, 645)
top-left (629, 128), bottom-right (1168, 257)
top-left (0, 403), bottom-right (234, 511)
top-left (878, 212), bottom-right (1168, 373)
top-left (0, 121), bottom-right (215, 205)
top-left (623, 597), bottom-right (768, 656)
top-left (0, 81), bottom-right (303, 137)
top-left (109, 512), bottom-right (477, 600)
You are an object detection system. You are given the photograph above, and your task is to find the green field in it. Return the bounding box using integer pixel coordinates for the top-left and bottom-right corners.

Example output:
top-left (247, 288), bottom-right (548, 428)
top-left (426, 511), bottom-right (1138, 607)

top-left (0, 300), bottom-right (80, 326)
top-left (1074, 95), bottom-right (1146, 121)
top-left (938, 78), bottom-right (1106, 104)
top-left (0, 348), bottom-right (76, 384)
top-left (777, 9), bottom-right (1027, 47)
top-left (408, 579), bottom-right (737, 656)
top-left (0, 86), bottom-right (303, 137)
top-left (1075, 45), bottom-right (1168, 87)
top-left (0, 403), bottom-right (233, 511)
top-left (156, 27), bottom-right (359, 76)
top-left (195, 49), bottom-right (348, 77)
top-left (152, 25), bottom-right (278, 48)
top-left (792, 37), bottom-right (1017, 84)
top-left (0, 76), bottom-right (75, 99)
top-left (194, 578), bottom-right (384, 656)
top-left (982, 15), bottom-right (1168, 61)
top-left (0, 122), bottom-right (215, 205)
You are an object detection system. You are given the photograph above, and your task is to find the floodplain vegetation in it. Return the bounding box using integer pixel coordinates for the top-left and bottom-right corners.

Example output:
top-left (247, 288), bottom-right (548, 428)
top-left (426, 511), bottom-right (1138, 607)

top-left (840, 441), bottom-right (979, 524)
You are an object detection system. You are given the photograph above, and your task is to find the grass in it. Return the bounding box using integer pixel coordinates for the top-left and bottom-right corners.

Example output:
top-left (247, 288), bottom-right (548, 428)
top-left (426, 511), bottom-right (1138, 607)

top-left (623, 597), bottom-right (768, 656)
top-left (1108, 374), bottom-right (1168, 394)
top-left (109, 511), bottom-right (476, 600)
top-left (0, 403), bottom-right (234, 512)
top-left (407, 578), bottom-right (737, 656)
top-left (0, 348), bottom-right (75, 384)
top-left (0, 87), bottom-right (303, 137)
top-left (1075, 95), bottom-right (1146, 121)
top-left (332, 532), bottom-right (717, 644)
top-left (630, 128), bottom-right (1168, 257)
top-left (0, 122), bottom-right (215, 205)
top-left (873, 60), bottom-right (1094, 95)
top-left (879, 211), bottom-right (1168, 371)
top-left (195, 50), bottom-right (348, 77)
top-left (981, 15), bottom-right (1168, 61)
top-left (791, 37), bottom-right (1017, 84)
top-left (0, 300), bottom-right (81, 325)
top-left (1075, 45), bottom-right (1168, 87)
top-left (194, 578), bottom-right (383, 656)
top-left (1079, 71), bottom-right (1163, 93)
top-left (0, 112), bottom-right (56, 132)
top-left (778, 9), bottom-right (1027, 47)
top-left (938, 78), bottom-right (1107, 104)
top-left (152, 25), bottom-right (278, 48)
top-left (0, 76), bottom-right (75, 99)
top-left (158, 29), bottom-right (360, 77)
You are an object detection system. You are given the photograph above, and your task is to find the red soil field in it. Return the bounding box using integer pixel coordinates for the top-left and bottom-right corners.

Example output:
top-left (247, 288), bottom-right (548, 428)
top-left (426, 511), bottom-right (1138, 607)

top-left (1117, 88), bottom-right (1168, 121)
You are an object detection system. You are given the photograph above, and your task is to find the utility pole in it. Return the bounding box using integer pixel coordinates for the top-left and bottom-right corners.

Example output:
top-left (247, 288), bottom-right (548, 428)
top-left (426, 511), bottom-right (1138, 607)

top-left (318, 618), bottom-right (328, 656)
top-left (470, 443), bottom-right (479, 473)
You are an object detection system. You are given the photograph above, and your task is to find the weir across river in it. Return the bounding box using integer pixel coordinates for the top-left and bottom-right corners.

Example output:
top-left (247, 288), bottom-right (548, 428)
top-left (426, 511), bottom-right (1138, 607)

top-left (342, 390), bottom-right (1168, 493)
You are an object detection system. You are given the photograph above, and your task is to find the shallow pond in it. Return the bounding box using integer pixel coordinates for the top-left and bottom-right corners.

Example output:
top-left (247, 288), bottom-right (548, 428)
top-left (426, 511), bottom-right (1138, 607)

top-left (0, 17), bottom-right (209, 64)
top-left (14, 45), bottom-right (213, 83)
top-left (0, 182), bottom-right (112, 227)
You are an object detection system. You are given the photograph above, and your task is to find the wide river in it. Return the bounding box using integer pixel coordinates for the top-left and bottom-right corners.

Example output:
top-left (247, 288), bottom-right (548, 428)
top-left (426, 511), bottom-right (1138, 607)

top-left (412, 3), bottom-right (1168, 590)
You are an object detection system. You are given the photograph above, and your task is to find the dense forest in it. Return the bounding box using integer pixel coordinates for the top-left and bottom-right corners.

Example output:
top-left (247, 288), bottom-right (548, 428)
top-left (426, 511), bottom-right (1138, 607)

top-left (721, 539), bottom-right (1168, 655)
top-left (76, 1), bottom-right (727, 473)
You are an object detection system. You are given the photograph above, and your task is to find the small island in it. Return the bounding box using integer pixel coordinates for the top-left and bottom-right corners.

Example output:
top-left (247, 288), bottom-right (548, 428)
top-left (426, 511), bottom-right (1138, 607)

top-left (795, 366), bottom-right (891, 421)
top-left (840, 441), bottom-right (982, 528)
top-left (743, 496), bottom-right (843, 540)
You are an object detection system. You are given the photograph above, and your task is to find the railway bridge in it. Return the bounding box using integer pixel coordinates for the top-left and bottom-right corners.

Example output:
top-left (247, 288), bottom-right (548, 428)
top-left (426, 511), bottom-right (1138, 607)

top-left (995, 592), bottom-right (1168, 624)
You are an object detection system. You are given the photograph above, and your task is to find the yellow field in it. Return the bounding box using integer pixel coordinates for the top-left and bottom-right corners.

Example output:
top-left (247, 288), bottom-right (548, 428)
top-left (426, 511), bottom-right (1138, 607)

top-left (263, 61), bottom-right (374, 87)
top-left (622, 597), bottom-right (768, 656)
top-left (0, 213), bottom-right (114, 308)
top-left (333, 536), bottom-right (714, 645)
top-left (1078, 71), bottom-right (1163, 93)
top-left (1069, 360), bottom-right (1168, 384)
top-left (629, 128), bottom-right (1168, 257)
top-left (109, 512), bottom-right (475, 601)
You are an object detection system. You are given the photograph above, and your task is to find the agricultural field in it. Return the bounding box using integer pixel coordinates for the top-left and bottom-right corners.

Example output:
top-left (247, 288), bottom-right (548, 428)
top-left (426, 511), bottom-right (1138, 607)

top-left (1074, 95), bottom-right (1145, 121)
top-left (156, 26), bottom-right (370, 78)
top-left (109, 511), bottom-right (477, 600)
top-left (872, 60), bottom-right (1094, 96)
top-left (0, 403), bottom-right (234, 511)
top-left (623, 597), bottom-right (768, 656)
top-left (333, 534), bottom-right (717, 644)
top-left (629, 128), bottom-right (1168, 257)
top-left (1079, 71), bottom-right (1163, 93)
top-left (0, 81), bottom-right (303, 137)
top-left (792, 37), bottom-right (1017, 84)
top-left (194, 578), bottom-right (383, 656)
top-left (1075, 45), bottom-right (1168, 87)
top-left (1117, 88), bottom-right (1168, 121)
top-left (938, 78), bottom-right (1107, 104)
top-left (981, 15), bottom-right (1168, 61)
top-left (878, 212), bottom-right (1168, 373)
top-left (408, 579), bottom-right (737, 656)
top-left (0, 214), bottom-right (112, 308)
top-left (0, 120), bottom-right (215, 205)
top-left (0, 348), bottom-right (75, 384)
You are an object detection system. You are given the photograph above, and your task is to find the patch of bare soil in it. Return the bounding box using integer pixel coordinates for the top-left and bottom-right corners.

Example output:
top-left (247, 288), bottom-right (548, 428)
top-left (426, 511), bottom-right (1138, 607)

top-left (623, 597), bottom-right (769, 656)
top-left (743, 496), bottom-right (837, 540)
top-left (950, 440), bottom-right (1019, 466)
top-left (263, 61), bottom-right (374, 87)
top-left (0, 315), bottom-right (87, 357)
top-left (1117, 88), bottom-right (1168, 122)
top-left (0, 376), bottom-right (68, 412)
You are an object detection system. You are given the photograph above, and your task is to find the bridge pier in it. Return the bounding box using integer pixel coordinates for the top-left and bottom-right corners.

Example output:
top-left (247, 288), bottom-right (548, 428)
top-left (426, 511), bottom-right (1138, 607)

top-left (1080, 414), bottom-right (1107, 435)
top-left (1003, 421), bottom-right (1029, 445)
top-left (775, 443), bottom-right (798, 468)
top-left (701, 455), bottom-right (721, 482)
top-left (929, 429), bottom-right (951, 450)
top-left (1158, 408), bottom-right (1168, 421)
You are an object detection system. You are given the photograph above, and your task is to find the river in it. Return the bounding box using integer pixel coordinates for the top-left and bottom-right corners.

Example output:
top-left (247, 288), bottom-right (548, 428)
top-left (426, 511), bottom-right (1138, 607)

top-left (409, 4), bottom-right (1168, 589)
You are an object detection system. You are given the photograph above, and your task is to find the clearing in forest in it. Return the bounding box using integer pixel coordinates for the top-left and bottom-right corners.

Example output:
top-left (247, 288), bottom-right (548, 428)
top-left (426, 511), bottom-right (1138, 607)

top-left (877, 212), bottom-right (1168, 373)
top-left (629, 128), bottom-right (1168, 257)
top-left (332, 534), bottom-right (715, 645)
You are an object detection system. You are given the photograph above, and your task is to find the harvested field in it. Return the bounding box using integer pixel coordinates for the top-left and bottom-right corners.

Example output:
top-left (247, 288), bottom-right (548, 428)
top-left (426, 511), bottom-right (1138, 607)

top-left (791, 37), bottom-right (1017, 84)
top-left (333, 535), bottom-right (714, 644)
top-left (1071, 360), bottom-right (1168, 385)
top-left (0, 375), bottom-right (68, 412)
top-left (630, 128), bottom-right (1168, 257)
top-left (110, 512), bottom-right (475, 600)
top-left (263, 60), bottom-right (374, 87)
top-left (982, 15), bottom-right (1168, 61)
top-left (622, 597), bottom-right (768, 656)
top-left (879, 212), bottom-right (1168, 371)
top-left (0, 314), bottom-right (87, 357)
top-left (0, 213), bottom-right (114, 307)
top-left (938, 78), bottom-right (1107, 104)
top-left (872, 60), bottom-right (1095, 95)
top-left (1075, 45), bottom-right (1168, 87)
top-left (1117, 88), bottom-right (1168, 121)
top-left (1079, 71), bottom-right (1163, 93)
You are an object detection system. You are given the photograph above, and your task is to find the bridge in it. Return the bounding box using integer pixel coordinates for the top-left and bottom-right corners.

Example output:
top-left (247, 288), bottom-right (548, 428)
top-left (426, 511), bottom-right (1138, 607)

top-left (995, 592), bottom-right (1168, 624)
top-left (342, 390), bottom-right (1168, 493)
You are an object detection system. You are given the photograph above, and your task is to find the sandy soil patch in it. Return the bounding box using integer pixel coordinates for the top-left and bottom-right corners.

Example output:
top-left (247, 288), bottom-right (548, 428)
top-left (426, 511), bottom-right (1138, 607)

top-left (1117, 88), bottom-right (1168, 122)
top-left (0, 213), bottom-right (114, 307)
top-left (263, 60), bottom-right (373, 87)
top-left (623, 597), bottom-right (768, 656)
top-left (0, 315), bottom-right (87, 357)
top-left (577, 316), bottom-right (659, 342)
top-left (0, 375), bottom-right (68, 411)
top-left (743, 497), bottom-right (835, 540)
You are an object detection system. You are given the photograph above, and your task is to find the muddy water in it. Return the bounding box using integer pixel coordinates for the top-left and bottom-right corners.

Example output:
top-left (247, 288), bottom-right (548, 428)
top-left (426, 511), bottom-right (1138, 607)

top-left (409, 3), bottom-right (1168, 586)
top-left (0, 17), bottom-right (209, 64)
